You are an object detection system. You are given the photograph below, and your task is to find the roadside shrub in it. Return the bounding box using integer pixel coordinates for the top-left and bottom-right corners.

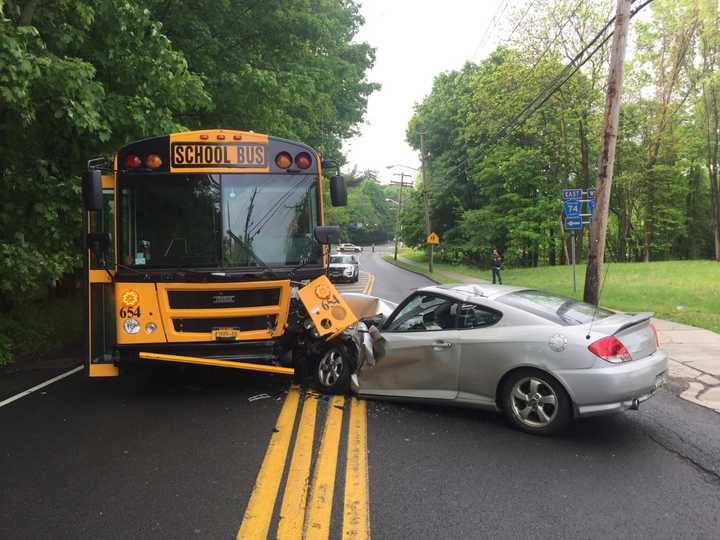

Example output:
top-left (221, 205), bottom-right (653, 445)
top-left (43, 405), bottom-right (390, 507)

top-left (0, 295), bottom-right (82, 368)
top-left (0, 333), bottom-right (12, 368)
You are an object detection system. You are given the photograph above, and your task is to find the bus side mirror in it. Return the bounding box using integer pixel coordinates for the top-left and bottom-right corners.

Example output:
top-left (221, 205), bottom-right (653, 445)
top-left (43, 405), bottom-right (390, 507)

top-left (330, 175), bottom-right (347, 206)
top-left (83, 170), bottom-right (103, 211)
top-left (314, 226), bottom-right (340, 245)
top-left (87, 232), bottom-right (111, 259)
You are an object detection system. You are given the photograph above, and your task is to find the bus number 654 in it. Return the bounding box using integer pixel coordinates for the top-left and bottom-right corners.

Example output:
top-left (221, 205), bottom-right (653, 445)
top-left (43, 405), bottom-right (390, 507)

top-left (120, 306), bottom-right (141, 318)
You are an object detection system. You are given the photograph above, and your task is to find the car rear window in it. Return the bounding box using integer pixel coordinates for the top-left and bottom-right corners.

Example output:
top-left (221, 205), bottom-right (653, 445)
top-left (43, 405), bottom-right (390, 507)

top-left (497, 289), bottom-right (614, 326)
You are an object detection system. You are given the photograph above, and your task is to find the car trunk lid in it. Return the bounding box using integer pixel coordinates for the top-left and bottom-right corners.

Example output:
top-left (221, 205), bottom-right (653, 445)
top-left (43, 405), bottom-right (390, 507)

top-left (590, 312), bottom-right (657, 360)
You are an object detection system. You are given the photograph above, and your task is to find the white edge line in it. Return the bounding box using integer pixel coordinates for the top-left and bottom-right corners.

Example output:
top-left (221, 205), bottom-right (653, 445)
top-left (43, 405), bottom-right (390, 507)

top-left (0, 364), bottom-right (83, 408)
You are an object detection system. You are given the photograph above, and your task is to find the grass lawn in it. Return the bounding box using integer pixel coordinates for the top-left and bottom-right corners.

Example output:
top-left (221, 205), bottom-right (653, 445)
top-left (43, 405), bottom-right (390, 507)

top-left (392, 249), bottom-right (720, 333)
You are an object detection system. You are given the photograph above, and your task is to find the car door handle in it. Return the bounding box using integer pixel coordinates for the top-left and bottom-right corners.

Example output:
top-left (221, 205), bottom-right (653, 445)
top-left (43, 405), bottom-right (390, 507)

top-left (432, 341), bottom-right (454, 350)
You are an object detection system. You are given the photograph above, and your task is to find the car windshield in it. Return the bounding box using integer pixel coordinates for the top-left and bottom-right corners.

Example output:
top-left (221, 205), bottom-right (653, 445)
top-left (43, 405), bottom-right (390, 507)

top-left (118, 173), bottom-right (321, 268)
top-left (497, 289), bottom-right (614, 326)
top-left (330, 255), bottom-right (354, 264)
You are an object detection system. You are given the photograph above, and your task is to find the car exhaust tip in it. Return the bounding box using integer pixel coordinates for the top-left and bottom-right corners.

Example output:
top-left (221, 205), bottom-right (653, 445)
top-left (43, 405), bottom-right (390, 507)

top-left (630, 399), bottom-right (640, 411)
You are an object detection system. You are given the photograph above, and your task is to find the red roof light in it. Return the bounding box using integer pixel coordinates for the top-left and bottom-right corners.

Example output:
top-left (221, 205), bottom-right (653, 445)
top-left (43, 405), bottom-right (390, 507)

top-left (125, 154), bottom-right (142, 169)
top-left (295, 152), bottom-right (312, 170)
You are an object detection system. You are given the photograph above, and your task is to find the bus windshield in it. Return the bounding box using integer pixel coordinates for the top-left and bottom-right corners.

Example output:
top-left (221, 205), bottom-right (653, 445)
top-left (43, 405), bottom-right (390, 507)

top-left (119, 173), bottom-right (321, 269)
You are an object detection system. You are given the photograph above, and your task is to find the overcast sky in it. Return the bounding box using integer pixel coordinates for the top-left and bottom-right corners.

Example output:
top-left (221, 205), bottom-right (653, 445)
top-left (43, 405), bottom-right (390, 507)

top-left (342, 0), bottom-right (506, 183)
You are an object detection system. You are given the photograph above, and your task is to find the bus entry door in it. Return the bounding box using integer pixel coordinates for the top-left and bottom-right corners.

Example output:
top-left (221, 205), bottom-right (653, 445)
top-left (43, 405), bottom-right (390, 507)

top-left (85, 175), bottom-right (118, 377)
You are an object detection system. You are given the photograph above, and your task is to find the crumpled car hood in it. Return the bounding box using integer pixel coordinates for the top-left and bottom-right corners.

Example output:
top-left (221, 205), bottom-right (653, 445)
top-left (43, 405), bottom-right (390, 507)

top-left (338, 293), bottom-right (397, 374)
top-left (340, 293), bottom-right (397, 319)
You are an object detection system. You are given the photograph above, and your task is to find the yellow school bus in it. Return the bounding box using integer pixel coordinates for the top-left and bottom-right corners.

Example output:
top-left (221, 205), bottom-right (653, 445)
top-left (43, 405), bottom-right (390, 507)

top-left (83, 129), bottom-right (357, 388)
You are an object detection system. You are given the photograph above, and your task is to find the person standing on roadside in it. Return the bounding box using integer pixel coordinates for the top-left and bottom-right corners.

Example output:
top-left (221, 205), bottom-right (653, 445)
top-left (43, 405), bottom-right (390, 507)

top-left (491, 248), bottom-right (503, 285)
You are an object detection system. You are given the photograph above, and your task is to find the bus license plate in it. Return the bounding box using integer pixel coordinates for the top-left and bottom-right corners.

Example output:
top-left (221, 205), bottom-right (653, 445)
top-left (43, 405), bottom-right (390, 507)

top-left (213, 328), bottom-right (240, 341)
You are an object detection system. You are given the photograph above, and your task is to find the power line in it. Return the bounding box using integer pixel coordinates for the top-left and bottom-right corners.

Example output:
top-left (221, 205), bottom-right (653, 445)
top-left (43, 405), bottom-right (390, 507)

top-left (502, 0), bottom-right (539, 47)
top-left (447, 0), bottom-right (653, 177)
top-left (526, 0), bottom-right (586, 75)
top-left (471, 0), bottom-right (511, 62)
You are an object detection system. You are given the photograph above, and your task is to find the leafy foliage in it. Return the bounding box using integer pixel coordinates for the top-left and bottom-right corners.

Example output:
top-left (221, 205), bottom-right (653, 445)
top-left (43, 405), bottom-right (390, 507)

top-left (0, 0), bottom-right (376, 363)
top-left (405, 0), bottom-right (716, 269)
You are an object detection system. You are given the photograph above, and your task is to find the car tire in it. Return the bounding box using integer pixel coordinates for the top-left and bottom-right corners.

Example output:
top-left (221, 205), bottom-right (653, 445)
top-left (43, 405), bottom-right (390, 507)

top-left (313, 343), bottom-right (352, 395)
top-left (353, 271), bottom-right (359, 283)
top-left (501, 369), bottom-right (572, 435)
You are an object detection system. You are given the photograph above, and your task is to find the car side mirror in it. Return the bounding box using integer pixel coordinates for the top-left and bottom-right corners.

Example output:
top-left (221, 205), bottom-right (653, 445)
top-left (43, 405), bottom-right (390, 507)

top-left (83, 170), bottom-right (103, 211)
top-left (330, 175), bottom-right (347, 206)
top-left (314, 226), bottom-right (341, 245)
top-left (87, 232), bottom-right (111, 259)
top-left (450, 304), bottom-right (458, 317)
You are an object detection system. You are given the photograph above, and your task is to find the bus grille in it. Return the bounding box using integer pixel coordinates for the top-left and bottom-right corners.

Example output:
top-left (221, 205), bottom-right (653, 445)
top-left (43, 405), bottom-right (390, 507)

top-left (167, 289), bottom-right (281, 309)
top-left (172, 316), bottom-right (274, 333)
top-left (157, 280), bottom-right (291, 341)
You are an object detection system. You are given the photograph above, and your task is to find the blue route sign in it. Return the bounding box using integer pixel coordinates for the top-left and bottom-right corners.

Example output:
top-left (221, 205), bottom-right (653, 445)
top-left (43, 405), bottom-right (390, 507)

top-left (564, 216), bottom-right (582, 231)
top-left (588, 199), bottom-right (594, 214)
top-left (563, 199), bottom-right (581, 217)
top-left (587, 187), bottom-right (597, 199)
top-left (562, 188), bottom-right (582, 200)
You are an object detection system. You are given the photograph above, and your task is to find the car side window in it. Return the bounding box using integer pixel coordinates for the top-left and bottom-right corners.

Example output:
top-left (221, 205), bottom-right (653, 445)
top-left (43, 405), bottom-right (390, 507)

top-left (384, 294), bottom-right (457, 332)
top-left (457, 303), bottom-right (502, 329)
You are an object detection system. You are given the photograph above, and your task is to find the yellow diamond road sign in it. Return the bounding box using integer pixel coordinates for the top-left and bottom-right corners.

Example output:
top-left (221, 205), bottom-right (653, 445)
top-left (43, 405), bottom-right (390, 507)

top-left (426, 232), bottom-right (440, 245)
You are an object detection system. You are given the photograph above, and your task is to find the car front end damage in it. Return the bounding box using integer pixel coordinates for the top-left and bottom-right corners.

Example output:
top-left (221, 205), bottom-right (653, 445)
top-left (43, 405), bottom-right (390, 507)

top-left (110, 276), bottom-right (371, 384)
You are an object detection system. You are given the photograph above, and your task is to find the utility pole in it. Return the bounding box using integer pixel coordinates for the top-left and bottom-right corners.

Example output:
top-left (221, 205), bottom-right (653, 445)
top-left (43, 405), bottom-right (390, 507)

top-left (391, 172), bottom-right (411, 260)
top-left (583, 0), bottom-right (630, 305)
top-left (419, 127), bottom-right (433, 273)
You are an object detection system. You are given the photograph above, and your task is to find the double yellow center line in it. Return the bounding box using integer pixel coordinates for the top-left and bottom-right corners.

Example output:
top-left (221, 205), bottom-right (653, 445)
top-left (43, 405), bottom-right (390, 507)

top-left (237, 389), bottom-right (370, 539)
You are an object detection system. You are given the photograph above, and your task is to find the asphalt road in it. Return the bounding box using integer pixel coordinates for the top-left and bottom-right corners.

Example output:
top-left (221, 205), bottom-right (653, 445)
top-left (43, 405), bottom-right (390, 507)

top-left (1, 246), bottom-right (719, 539)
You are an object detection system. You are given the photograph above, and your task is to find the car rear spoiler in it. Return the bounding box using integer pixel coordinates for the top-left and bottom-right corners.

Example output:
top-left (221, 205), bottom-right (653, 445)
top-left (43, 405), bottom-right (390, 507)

top-left (610, 312), bottom-right (655, 335)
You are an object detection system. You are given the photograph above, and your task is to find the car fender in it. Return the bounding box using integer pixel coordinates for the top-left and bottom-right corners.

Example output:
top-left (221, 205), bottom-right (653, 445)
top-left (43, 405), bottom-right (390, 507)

top-left (494, 363), bottom-right (580, 413)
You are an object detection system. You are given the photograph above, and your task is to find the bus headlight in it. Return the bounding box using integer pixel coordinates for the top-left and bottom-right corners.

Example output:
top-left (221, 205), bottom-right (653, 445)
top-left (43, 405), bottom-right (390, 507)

top-left (145, 322), bottom-right (157, 334)
top-left (123, 318), bottom-right (140, 335)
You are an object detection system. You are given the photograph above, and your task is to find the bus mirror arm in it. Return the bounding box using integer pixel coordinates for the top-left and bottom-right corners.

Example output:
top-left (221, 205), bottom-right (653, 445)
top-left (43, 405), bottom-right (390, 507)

top-left (321, 159), bottom-right (347, 207)
top-left (314, 226), bottom-right (340, 246)
top-left (87, 232), bottom-right (111, 260)
top-left (83, 169), bottom-right (103, 211)
top-left (329, 175), bottom-right (347, 207)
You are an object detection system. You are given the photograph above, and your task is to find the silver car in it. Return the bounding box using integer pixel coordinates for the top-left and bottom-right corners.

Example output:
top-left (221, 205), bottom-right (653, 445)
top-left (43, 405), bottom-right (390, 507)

top-left (317, 284), bottom-right (667, 435)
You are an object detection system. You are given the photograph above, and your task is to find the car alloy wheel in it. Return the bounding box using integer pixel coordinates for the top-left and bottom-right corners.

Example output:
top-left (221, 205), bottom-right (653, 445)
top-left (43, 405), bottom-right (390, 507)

top-left (509, 376), bottom-right (558, 428)
top-left (318, 350), bottom-right (343, 387)
top-left (502, 369), bottom-right (571, 435)
top-left (314, 344), bottom-right (351, 394)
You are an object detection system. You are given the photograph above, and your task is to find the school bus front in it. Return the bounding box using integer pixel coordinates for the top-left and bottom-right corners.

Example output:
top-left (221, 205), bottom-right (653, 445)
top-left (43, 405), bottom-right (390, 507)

top-left (83, 129), bottom-right (352, 377)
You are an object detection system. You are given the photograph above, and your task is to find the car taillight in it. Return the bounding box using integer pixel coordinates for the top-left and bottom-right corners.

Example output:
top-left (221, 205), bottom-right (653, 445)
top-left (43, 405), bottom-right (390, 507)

top-left (588, 336), bottom-right (631, 363)
top-left (650, 323), bottom-right (661, 347)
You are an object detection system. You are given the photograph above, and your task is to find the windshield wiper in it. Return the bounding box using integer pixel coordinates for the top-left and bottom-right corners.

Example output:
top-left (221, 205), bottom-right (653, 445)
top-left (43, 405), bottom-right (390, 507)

top-left (289, 251), bottom-right (322, 284)
top-left (225, 228), bottom-right (279, 280)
